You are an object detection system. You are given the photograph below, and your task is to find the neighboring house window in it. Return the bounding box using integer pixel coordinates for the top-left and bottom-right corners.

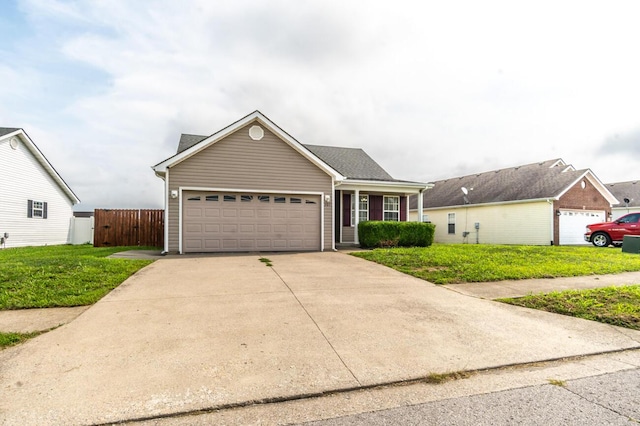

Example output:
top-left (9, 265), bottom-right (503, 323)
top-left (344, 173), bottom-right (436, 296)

top-left (27, 200), bottom-right (48, 219)
top-left (448, 213), bottom-right (455, 234)
top-left (383, 196), bottom-right (399, 221)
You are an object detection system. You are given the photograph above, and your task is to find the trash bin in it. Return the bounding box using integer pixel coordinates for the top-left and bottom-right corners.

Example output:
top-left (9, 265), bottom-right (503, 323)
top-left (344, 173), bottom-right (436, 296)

top-left (622, 235), bottom-right (640, 253)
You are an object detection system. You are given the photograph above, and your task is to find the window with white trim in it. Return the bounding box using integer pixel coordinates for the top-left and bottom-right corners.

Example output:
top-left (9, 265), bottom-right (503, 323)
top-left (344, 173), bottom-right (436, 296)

top-left (27, 200), bottom-right (47, 219)
top-left (448, 213), bottom-right (456, 234)
top-left (359, 195), bottom-right (368, 223)
top-left (350, 194), bottom-right (369, 226)
top-left (383, 196), bottom-right (399, 221)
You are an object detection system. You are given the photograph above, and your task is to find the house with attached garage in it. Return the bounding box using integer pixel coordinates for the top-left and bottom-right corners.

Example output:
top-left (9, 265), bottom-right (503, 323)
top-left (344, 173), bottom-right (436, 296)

top-left (0, 127), bottom-right (80, 248)
top-left (409, 159), bottom-right (618, 246)
top-left (152, 111), bottom-right (429, 254)
top-left (606, 180), bottom-right (640, 220)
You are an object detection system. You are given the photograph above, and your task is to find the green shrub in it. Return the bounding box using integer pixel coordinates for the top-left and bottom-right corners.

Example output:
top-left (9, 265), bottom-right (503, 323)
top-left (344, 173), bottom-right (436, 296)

top-left (358, 221), bottom-right (435, 248)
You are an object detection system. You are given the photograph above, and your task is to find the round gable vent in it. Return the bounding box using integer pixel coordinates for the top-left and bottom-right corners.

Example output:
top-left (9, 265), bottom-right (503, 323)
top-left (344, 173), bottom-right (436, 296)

top-left (9, 137), bottom-right (19, 150)
top-left (249, 125), bottom-right (264, 141)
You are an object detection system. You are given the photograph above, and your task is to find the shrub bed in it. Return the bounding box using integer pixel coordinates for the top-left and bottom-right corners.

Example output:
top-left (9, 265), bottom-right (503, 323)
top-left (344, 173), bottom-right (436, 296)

top-left (358, 221), bottom-right (435, 248)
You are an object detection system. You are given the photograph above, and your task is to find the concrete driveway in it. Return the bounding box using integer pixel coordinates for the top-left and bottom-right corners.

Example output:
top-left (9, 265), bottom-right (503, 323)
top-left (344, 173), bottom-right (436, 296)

top-left (1, 252), bottom-right (639, 425)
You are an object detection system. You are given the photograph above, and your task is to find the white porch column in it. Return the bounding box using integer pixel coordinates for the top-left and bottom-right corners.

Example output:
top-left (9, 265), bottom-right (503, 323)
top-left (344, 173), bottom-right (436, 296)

top-left (405, 195), bottom-right (410, 221)
top-left (418, 189), bottom-right (424, 222)
top-left (354, 189), bottom-right (360, 244)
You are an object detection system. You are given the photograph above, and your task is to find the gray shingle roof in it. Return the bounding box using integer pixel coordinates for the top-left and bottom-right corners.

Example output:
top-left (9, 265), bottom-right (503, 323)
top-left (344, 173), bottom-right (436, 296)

top-left (0, 127), bottom-right (21, 137)
top-left (607, 180), bottom-right (640, 207)
top-left (177, 134), bottom-right (207, 153)
top-left (303, 144), bottom-right (396, 181)
top-left (412, 159), bottom-right (589, 209)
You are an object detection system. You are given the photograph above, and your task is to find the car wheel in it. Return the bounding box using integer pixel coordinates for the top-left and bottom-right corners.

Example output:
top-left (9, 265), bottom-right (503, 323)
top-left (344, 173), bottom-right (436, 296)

top-left (591, 232), bottom-right (611, 247)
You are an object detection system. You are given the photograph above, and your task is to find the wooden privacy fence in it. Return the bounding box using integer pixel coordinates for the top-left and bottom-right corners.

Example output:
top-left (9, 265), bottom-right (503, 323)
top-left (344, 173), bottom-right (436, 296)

top-left (94, 209), bottom-right (164, 248)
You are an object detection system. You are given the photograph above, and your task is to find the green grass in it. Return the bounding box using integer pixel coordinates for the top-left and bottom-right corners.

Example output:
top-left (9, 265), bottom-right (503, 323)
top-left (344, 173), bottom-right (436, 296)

top-left (259, 257), bottom-right (273, 267)
top-left (352, 244), bottom-right (640, 284)
top-left (0, 245), bottom-right (154, 310)
top-left (0, 331), bottom-right (44, 348)
top-left (498, 285), bottom-right (640, 330)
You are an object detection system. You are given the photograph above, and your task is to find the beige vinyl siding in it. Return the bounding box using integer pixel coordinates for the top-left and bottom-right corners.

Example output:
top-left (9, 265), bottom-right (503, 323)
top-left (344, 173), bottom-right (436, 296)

top-left (417, 201), bottom-right (552, 245)
top-left (342, 226), bottom-right (355, 243)
top-left (167, 122), bottom-right (333, 252)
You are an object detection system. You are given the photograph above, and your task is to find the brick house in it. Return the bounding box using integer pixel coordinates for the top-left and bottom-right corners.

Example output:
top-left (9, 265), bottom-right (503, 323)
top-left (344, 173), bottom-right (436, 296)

top-left (409, 159), bottom-right (618, 245)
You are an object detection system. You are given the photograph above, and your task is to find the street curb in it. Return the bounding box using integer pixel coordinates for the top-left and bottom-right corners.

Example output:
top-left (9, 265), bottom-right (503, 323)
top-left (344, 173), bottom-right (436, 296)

top-left (94, 346), bottom-right (640, 425)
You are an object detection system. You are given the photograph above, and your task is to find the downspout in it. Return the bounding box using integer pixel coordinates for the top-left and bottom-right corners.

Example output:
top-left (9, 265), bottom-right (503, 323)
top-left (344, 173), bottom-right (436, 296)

top-left (547, 199), bottom-right (554, 246)
top-left (331, 179), bottom-right (336, 251)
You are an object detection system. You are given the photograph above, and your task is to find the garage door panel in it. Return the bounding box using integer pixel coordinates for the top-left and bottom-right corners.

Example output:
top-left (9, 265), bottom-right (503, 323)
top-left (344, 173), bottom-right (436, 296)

top-left (222, 239), bottom-right (238, 249)
top-left (239, 240), bottom-right (254, 249)
top-left (223, 224), bottom-right (237, 232)
top-left (204, 224), bottom-right (220, 233)
top-left (289, 224), bottom-right (303, 233)
top-left (185, 208), bottom-right (202, 218)
top-left (289, 239), bottom-right (303, 248)
top-left (273, 209), bottom-right (288, 219)
top-left (273, 240), bottom-right (287, 248)
top-left (257, 224), bottom-right (271, 233)
top-left (182, 191), bottom-right (321, 253)
top-left (185, 224), bottom-right (202, 233)
top-left (256, 239), bottom-right (271, 248)
top-left (204, 239), bottom-right (220, 249)
top-left (560, 210), bottom-right (605, 245)
top-left (239, 224), bottom-right (254, 233)
top-left (273, 224), bottom-right (287, 233)
top-left (184, 240), bottom-right (203, 250)
top-left (288, 210), bottom-right (303, 219)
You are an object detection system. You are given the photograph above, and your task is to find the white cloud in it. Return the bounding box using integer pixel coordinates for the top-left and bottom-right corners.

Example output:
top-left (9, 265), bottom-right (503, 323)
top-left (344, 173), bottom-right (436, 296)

top-left (2, 0), bottom-right (640, 210)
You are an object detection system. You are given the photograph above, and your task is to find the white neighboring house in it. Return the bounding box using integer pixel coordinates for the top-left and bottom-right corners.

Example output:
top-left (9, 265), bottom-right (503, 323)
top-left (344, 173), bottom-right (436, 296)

top-left (606, 180), bottom-right (640, 220)
top-left (0, 128), bottom-right (80, 248)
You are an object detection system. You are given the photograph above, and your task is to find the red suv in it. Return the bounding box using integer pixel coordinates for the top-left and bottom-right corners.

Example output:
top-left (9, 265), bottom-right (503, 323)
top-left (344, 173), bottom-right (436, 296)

top-left (584, 212), bottom-right (640, 247)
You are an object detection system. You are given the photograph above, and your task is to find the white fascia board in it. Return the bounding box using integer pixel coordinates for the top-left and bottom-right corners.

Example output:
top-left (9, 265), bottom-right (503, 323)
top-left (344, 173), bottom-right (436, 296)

top-left (336, 179), bottom-right (432, 194)
top-left (550, 159), bottom-right (567, 168)
top-left (152, 111), bottom-right (344, 180)
top-left (557, 170), bottom-right (619, 205)
top-left (1, 129), bottom-right (81, 204)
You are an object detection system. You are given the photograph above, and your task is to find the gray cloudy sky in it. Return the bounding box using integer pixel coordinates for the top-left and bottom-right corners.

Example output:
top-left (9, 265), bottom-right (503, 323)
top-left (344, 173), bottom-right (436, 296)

top-left (2, 0), bottom-right (639, 210)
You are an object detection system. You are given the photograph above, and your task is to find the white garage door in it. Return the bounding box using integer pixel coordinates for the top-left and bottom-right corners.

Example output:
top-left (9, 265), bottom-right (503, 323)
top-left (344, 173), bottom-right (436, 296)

top-left (182, 191), bottom-right (321, 252)
top-left (559, 210), bottom-right (605, 245)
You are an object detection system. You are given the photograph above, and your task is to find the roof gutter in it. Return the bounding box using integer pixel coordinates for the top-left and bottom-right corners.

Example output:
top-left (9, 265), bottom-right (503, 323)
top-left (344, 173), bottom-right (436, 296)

top-left (416, 197), bottom-right (558, 211)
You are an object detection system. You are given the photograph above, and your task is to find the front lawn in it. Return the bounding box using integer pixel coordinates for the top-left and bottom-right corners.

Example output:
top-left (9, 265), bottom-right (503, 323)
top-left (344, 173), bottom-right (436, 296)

top-left (0, 331), bottom-right (44, 348)
top-left (498, 285), bottom-right (640, 330)
top-left (351, 244), bottom-right (640, 284)
top-left (0, 245), bottom-right (154, 310)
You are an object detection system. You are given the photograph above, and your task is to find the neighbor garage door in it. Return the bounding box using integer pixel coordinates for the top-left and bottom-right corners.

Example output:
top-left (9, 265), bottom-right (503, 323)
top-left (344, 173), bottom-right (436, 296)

top-left (182, 191), bottom-right (321, 252)
top-left (559, 210), bottom-right (605, 245)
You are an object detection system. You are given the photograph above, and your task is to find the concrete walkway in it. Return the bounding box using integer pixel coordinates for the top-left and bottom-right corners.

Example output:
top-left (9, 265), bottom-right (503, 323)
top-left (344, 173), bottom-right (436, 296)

top-left (444, 270), bottom-right (640, 299)
top-left (1, 252), bottom-right (640, 425)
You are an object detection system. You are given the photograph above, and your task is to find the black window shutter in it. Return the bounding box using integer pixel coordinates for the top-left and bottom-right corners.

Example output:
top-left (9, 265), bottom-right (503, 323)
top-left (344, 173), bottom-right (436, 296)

top-left (43, 202), bottom-right (48, 219)
top-left (27, 200), bottom-right (33, 218)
